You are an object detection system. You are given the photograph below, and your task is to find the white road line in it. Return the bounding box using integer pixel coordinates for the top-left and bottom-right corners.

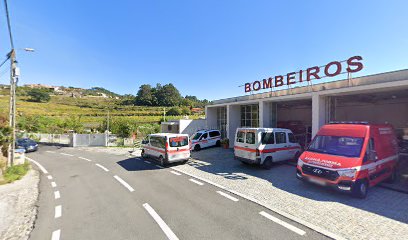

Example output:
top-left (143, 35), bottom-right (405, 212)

top-left (113, 175), bottom-right (134, 192)
top-left (46, 150), bottom-right (56, 153)
top-left (144, 160), bottom-right (151, 164)
top-left (54, 191), bottom-right (60, 199)
top-left (170, 171), bottom-right (182, 176)
top-left (259, 211), bottom-right (306, 236)
top-left (142, 203), bottom-right (179, 240)
top-left (155, 165), bottom-right (164, 169)
top-left (51, 229), bottom-right (61, 240)
top-left (60, 153), bottom-right (74, 157)
top-left (25, 157), bottom-right (48, 174)
top-left (51, 182), bottom-right (57, 188)
top-left (55, 205), bottom-right (62, 218)
top-left (78, 156), bottom-right (92, 162)
top-left (216, 191), bottom-right (239, 202)
top-left (170, 167), bottom-right (343, 240)
top-left (47, 175), bottom-right (53, 180)
top-left (95, 163), bottom-right (109, 172)
top-left (189, 179), bottom-right (204, 186)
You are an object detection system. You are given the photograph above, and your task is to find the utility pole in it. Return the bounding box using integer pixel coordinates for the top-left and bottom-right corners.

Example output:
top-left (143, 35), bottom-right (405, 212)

top-left (107, 110), bottom-right (110, 133)
top-left (163, 107), bottom-right (166, 122)
top-left (7, 49), bottom-right (18, 167)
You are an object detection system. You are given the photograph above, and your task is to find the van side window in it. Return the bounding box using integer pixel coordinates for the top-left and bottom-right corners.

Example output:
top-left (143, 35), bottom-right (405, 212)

top-left (237, 131), bottom-right (245, 143)
top-left (261, 132), bottom-right (275, 144)
top-left (201, 133), bottom-right (208, 139)
top-left (246, 132), bottom-right (255, 144)
top-left (288, 133), bottom-right (296, 143)
top-left (209, 131), bottom-right (220, 138)
top-left (275, 132), bottom-right (286, 144)
top-left (364, 138), bottom-right (376, 162)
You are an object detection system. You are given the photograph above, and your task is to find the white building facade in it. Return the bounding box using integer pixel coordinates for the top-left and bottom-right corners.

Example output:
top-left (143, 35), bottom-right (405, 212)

top-left (206, 70), bottom-right (408, 148)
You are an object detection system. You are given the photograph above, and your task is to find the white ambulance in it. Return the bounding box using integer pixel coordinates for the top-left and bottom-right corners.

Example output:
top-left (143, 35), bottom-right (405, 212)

top-left (190, 129), bottom-right (222, 151)
top-left (141, 133), bottom-right (190, 166)
top-left (234, 128), bottom-right (302, 169)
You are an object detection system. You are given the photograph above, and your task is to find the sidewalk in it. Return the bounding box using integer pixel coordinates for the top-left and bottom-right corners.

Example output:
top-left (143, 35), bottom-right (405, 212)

top-left (172, 148), bottom-right (408, 240)
top-left (0, 169), bottom-right (39, 240)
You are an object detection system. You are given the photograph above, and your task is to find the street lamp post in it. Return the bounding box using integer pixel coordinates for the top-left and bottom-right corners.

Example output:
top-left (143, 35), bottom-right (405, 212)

top-left (7, 48), bottom-right (34, 167)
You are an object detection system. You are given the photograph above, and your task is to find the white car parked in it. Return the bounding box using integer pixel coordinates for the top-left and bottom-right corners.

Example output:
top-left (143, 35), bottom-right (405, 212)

top-left (234, 128), bottom-right (301, 169)
top-left (190, 129), bottom-right (222, 151)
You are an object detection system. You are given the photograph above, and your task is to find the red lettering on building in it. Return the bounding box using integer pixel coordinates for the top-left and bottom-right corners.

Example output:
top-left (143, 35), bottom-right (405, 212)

top-left (324, 61), bottom-right (342, 77)
top-left (346, 56), bottom-right (364, 73)
top-left (275, 75), bottom-right (284, 87)
top-left (286, 72), bottom-right (296, 85)
top-left (245, 83), bottom-right (251, 92)
top-left (263, 78), bottom-right (272, 89)
top-left (306, 66), bottom-right (321, 81)
top-left (253, 81), bottom-right (261, 91)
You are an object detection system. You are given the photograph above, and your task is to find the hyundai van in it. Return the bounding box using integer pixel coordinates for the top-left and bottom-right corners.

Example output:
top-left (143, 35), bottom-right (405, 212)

top-left (297, 122), bottom-right (399, 198)
top-left (234, 128), bottom-right (302, 169)
top-left (141, 133), bottom-right (190, 166)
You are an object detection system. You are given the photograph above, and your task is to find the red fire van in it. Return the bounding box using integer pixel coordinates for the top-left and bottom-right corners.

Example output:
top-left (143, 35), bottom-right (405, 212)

top-left (296, 122), bottom-right (399, 198)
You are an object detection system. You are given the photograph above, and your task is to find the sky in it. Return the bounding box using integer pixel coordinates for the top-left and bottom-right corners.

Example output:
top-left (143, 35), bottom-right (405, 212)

top-left (0, 0), bottom-right (407, 101)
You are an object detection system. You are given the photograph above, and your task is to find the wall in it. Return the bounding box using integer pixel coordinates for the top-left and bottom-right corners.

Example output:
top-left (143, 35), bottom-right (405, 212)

top-left (228, 105), bottom-right (241, 146)
top-left (277, 106), bottom-right (312, 124)
top-left (179, 119), bottom-right (207, 136)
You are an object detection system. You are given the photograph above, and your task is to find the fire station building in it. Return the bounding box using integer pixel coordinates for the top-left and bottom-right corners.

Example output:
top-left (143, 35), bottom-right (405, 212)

top-left (205, 68), bottom-right (408, 148)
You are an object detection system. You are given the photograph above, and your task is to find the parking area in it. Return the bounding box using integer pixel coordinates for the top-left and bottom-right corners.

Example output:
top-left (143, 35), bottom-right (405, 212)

top-left (171, 147), bottom-right (408, 240)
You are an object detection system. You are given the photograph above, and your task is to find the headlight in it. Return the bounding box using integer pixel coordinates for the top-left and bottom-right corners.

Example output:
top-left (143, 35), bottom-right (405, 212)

top-left (337, 169), bottom-right (356, 178)
top-left (297, 158), bottom-right (304, 167)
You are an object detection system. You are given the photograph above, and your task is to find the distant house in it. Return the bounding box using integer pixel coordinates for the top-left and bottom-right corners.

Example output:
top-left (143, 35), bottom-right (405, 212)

top-left (191, 108), bottom-right (204, 114)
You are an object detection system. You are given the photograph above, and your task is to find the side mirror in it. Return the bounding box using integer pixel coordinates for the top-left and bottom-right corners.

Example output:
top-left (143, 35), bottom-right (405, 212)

top-left (142, 140), bottom-right (148, 144)
top-left (368, 150), bottom-right (377, 161)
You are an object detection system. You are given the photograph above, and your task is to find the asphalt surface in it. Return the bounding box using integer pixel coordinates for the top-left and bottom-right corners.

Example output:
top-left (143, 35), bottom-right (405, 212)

top-left (28, 146), bottom-right (329, 240)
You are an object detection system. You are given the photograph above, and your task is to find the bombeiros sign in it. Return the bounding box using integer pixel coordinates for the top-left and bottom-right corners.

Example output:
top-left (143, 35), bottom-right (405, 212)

top-left (244, 56), bottom-right (364, 93)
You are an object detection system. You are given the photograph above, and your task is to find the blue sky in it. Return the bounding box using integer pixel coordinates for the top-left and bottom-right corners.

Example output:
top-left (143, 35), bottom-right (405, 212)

top-left (1, 0), bottom-right (407, 100)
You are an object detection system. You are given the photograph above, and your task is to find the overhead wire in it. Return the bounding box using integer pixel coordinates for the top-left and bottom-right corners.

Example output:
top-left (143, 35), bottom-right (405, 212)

top-left (3, 0), bottom-right (15, 49)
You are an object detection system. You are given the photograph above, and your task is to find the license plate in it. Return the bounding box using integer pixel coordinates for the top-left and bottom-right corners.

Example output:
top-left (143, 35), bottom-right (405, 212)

top-left (309, 178), bottom-right (326, 186)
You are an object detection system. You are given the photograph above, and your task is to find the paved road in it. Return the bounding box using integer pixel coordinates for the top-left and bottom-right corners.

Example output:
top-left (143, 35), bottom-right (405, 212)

top-left (28, 146), bottom-right (329, 240)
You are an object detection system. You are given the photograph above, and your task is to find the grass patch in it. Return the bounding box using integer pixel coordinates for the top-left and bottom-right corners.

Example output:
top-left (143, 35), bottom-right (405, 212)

top-left (0, 162), bottom-right (31, 184)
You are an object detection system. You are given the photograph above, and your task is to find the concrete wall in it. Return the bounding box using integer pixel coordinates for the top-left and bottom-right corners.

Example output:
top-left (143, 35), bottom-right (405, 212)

top-left (228, 105), bottom-right (241, 146)
top-left (179, 119), bottom-right (207, 136)
top-left (312, 94), bottom-right (327, 137)
top-left (206, 107), bottom-right (217, 128)
top-left (277, 106), bottom-right (312, 124)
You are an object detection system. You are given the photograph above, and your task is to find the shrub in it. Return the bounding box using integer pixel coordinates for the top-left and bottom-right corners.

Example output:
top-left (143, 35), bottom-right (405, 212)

top-left (27, 89), bottom-right (51, 102)
top-left (166, 107), bottom-right (181, 116)
top-left (3, 161), bottom-right (30, 183)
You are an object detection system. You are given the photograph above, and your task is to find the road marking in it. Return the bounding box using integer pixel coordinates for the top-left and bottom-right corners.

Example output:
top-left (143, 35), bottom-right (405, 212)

top-left (95, 163), bottom-right (109, 172)
top-left (259, 211), bottom-right (306, 236)
top-left (47, 175), bottom-right (53, 180)
top-left (46, 150), bottom-right (56, 153)
top-left (54, 191), bottom-right (60, 199)
top-left (60, 153), bottom-right (74, 157)
top-left (78, 156), bottom-right (92, 162)
top-left (142, 203), bottom-right (179, 240)
top-left (144, 160), bottom-right (151, 164)
top-left (51, 229), bottom-right (61, 240)
top-left (216, 191), bottom-right (239, 202)
top-left (51, 182), bottom-right (57, 188)
top-left (170, 171), bottom-right (182, 176)
top-left (25, 157), bottom-right (48, 174)
top-left (55, 205), bottom-right (62, 218)
top-left (155, 165), bottom-right (164, 169)
top-left (189, 179), bottom-right (204, 186)
top-left (170, 166), bottom-right (343, 240)
top-left (113, 175), bottom-right (134, 192)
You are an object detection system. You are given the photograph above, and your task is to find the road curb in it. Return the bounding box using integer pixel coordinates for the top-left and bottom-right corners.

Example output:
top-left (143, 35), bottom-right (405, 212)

top-left (170, 166), bottom-right (346, 240)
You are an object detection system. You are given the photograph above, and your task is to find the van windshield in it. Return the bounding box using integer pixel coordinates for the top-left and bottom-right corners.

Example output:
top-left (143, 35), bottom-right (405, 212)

top-left (169, 136), bottom-right (189, 147)
top-left (192, 133), bottom-right (202, 140)
top-left (308, 135), bottom-right (364, 158)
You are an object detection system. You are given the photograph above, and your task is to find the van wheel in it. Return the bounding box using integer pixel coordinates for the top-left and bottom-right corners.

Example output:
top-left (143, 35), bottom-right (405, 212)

top-left (159, 156), bottom-right (166, 167)
top-left (352, 180), bottom-right (368, 199)
top-left (262, 157), bottom-right (273, 170)
top-left (194, 144), bottom-right (201, 151)
top-left (385, 169), bottom-right (397, 183)
top-left (216, 140), bottom-right (221, 147)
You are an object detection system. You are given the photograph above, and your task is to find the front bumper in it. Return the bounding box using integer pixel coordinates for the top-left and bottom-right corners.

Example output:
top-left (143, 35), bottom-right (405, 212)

top-left (296, 168), bottom-right (355, 192)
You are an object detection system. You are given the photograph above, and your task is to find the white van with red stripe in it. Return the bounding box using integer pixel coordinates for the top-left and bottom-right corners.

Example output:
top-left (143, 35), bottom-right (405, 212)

top-left (141, 133), bottom-right (190, 166)
top-left (190, 129), bottom-right (222, 151)
top-left (234, 128), bottom-right (301, 169)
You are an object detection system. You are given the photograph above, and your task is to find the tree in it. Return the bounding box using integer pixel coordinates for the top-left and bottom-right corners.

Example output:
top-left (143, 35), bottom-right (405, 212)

top-left (155, 84), bottom-right (181, 106)
top-left (166, 107), bottom-right (182, 116)
top-left (27, 89), bottom-right (51, 102)
top-left (136, 84), bottom-right (156, 106)
top-left (180, 106), bottom-right (191, 115)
